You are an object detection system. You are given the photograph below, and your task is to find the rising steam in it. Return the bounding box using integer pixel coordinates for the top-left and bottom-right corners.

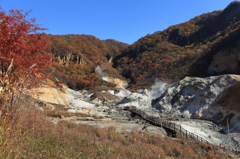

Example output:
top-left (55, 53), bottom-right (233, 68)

top-left (95, 65), bottom-right (112, 83)
top-left (150, 78), bottom-right (167, 98)
top-left (95, 65), bottom-right (128, 88)
top-left (95, 65), bottom-right (107, 77)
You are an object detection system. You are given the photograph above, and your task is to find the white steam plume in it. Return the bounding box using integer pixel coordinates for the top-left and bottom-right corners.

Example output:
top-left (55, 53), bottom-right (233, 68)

top-left (95, 65), bottom-right (107, 77)
top-left (95, 65), bottom-right (111, 83)
top-left (150, 78), bottom-right (167, 98)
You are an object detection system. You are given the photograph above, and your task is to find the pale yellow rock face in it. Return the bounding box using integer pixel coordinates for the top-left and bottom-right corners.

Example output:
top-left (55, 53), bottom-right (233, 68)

top-left (102, 76), bottom-right (128, 88)
top-left (30, 86), bottom-right (74, 105)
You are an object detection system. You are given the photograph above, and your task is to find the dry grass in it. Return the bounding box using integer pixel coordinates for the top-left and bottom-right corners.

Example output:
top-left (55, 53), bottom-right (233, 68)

top-left (0, 106), bottom-right (237, 159)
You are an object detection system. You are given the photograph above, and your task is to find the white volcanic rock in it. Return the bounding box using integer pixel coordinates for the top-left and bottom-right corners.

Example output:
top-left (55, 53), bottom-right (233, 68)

top-left (114, 75), bottom-right (240, 132)
top-left (117, 91), bottom-right (152, 110)
top-left (108, 89), bottom-right (132, 98)
top-left (69, 97), bottom-right (95, 108)
top-left (171, 120), bottom-right (236, 149)
top-left (66, 88), bottom-right (94, 101)
top-left (29, 75), bottom-right (240, 149)
top-left (155, 75), bottom-right (240, 133)
top-left (140, 89), bottom-right (151, 97)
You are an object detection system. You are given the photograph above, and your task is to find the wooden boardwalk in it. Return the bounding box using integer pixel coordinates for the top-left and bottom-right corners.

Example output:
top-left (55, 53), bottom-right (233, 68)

top-left (124, 106), bottom-right (240, 155)
top-left (125, 106), bottom-right (209, 143)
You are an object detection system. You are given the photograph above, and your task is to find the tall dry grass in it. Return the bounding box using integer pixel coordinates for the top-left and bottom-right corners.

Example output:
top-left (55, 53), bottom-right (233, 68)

top-left (0, 106), bottom-right (236, 159)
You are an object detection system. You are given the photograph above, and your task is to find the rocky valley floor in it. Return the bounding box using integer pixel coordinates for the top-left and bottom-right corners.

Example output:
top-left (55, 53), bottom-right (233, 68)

top-left (27, 74), bottom-right (240, 157)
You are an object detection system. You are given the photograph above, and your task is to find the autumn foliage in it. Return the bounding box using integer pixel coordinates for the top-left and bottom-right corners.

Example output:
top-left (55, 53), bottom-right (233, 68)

top-left (46, 35), bottom-right (128, 89)
top-left (114, 1), bottom-right (240, 85)
top-left (0, 8), bottom-right (53, 110)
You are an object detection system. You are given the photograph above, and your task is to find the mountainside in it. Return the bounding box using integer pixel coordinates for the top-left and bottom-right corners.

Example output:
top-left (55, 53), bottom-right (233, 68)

top-left (49, 34), bottom-right (128, 65)
top-left (113, 1), bottom-right (240, 87)
top-left (46, 34), bottom-right (129, 89)
top-left (47, 2), bottom-right (240, 89)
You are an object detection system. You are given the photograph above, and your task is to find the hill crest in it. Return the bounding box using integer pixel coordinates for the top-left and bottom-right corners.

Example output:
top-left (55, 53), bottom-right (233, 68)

top-left (113, 1), bottom-right (240, 87)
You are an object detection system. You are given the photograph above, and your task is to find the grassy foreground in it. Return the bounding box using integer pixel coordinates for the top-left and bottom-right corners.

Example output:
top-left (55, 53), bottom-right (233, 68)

top-left (0, 107), bottom-right (236, 159)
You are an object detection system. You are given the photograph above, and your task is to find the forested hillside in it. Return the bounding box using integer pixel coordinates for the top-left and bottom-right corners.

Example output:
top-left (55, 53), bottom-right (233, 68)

top-left (48, 1), bottom-right (240, 89)
top-left (46, 34), bottom-right (129, 89)
top-left (113, 1), bottom-right (240, 86)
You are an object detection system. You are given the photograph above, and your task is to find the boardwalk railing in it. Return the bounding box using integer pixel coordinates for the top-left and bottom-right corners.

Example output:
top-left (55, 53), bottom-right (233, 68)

top-left (124, 106), bottom-right (240, 155)
top-left (125, 106), bottom-right (209, 143)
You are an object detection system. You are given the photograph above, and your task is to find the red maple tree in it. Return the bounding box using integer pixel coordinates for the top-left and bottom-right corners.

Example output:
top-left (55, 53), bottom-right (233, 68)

top-left (0, 8), bottom-right (53, 110)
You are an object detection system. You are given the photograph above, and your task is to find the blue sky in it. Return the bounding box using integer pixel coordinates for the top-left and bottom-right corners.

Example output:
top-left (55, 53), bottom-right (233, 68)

top-left (0, 0), bottom-right (235, 44)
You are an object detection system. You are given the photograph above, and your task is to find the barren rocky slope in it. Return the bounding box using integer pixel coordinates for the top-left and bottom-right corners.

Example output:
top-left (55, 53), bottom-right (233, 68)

top-left (26, 74), bottom-right (240, 155)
